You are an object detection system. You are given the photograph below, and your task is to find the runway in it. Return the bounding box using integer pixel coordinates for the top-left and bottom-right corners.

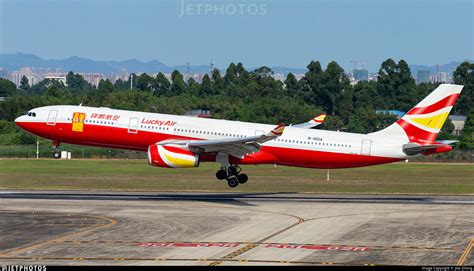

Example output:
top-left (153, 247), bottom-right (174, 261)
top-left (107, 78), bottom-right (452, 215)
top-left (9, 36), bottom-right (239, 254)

top-left (0, 191), bottom-right (473, 266)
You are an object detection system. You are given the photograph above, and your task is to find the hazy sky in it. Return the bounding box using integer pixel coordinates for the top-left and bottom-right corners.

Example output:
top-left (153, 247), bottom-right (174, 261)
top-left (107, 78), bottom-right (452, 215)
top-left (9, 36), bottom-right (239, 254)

top-left (0, 0), bottom-right (473, 71)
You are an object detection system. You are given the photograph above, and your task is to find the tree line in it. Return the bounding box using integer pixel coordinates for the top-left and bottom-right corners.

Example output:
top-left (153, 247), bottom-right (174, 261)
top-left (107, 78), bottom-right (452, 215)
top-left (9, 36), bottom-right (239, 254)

top-left (0, 59), bottom-right (473, 149)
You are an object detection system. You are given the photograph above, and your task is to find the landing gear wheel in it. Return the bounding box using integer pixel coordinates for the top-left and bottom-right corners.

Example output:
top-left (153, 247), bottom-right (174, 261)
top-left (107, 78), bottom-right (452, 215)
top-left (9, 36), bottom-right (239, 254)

top-left (52, 141), bottom-right (61, 159)
top-left (237, 174), bottom-right (248, 184)
top-left (227, 176), bottom-right (239, 188)
top-left (216, 169), bottom-right (228, 180)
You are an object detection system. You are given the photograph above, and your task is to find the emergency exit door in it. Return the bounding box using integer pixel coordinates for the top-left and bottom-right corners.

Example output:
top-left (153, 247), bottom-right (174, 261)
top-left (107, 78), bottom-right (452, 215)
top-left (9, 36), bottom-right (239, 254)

top-left (128, 117), bottom-right (139, 134)
top-left (47, 110), bottom-right (58, 126)
top-left (361, 139), bottom-right (371, 156)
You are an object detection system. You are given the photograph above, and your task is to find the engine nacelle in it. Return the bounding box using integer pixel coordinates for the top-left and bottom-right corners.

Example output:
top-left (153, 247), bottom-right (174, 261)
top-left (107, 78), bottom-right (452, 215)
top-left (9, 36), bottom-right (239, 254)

top-left (148, 144), bottom-right (199, 168)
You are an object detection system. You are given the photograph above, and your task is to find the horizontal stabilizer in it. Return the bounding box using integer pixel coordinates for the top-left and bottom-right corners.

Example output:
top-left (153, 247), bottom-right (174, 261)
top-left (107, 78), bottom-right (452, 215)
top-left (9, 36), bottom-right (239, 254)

top-left (402, 142), bottom-right (453, 156)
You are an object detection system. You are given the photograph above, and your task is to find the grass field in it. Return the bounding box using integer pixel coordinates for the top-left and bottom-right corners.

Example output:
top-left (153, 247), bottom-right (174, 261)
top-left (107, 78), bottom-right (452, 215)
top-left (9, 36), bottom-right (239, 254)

top-left (0, 159), bottom-right (473, 194)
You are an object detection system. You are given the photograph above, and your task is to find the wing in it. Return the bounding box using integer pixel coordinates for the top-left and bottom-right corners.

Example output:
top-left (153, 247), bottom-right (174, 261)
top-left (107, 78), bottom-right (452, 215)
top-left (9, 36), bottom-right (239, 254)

top-left (158, 124), bottom-right (286, 158)
top-left (292, 113), bottom-right (326, 129)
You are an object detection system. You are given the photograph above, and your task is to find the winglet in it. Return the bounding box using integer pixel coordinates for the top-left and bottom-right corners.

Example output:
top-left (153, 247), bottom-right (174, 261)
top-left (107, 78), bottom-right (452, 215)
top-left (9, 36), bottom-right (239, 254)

top-left (310, 113), bottom-right (326, 124)
top-left (292, 113), bottom-right (326, 129)
top-left (268, 123), bottom-right (286, 136)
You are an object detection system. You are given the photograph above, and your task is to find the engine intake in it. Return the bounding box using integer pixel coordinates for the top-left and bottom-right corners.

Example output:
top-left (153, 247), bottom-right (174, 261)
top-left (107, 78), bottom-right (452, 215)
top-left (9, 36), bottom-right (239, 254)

top-left (148, 144), bottom-right (199, 168)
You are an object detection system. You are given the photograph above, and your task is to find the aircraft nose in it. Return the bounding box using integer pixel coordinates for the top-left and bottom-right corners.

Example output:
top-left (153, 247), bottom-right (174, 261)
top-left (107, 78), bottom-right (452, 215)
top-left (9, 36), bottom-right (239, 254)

top-left (14, 116), bottom-right (26, 129)
top-left (15, 116), bottom-right (23, 123)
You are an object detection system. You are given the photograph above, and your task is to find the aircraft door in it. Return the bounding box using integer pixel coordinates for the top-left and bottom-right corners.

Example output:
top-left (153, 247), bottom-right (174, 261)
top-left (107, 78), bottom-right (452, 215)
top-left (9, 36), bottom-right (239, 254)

top-left (361, 139), bottom-right (371, 156)
top-left (47, 110), bottom-right (59, 126)
top-left (128, 117), bottom-right (139, 134)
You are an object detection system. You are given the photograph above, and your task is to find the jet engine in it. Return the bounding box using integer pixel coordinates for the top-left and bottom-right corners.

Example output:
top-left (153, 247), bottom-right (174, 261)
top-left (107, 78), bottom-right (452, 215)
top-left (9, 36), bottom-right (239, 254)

top-left (147, 144), bottom-right (199, 168)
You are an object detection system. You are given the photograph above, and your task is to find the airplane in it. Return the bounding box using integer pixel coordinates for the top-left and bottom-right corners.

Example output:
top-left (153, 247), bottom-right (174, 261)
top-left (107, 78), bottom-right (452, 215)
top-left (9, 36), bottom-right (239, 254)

top-left (15, 84), bottom-right (463, 188)
top-left (292, 113), bottom-right (326, 129)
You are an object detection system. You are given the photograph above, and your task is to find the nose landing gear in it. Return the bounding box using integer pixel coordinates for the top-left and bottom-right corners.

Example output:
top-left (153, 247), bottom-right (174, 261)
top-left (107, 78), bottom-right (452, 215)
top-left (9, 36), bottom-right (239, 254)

top-left (52, 141), bottom-right (61, 159)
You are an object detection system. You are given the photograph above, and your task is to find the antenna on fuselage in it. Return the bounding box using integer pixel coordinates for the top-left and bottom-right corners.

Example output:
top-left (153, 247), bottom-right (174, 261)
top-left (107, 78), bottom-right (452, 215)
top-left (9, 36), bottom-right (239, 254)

top-left (79, 103), bottom-right (82, 106)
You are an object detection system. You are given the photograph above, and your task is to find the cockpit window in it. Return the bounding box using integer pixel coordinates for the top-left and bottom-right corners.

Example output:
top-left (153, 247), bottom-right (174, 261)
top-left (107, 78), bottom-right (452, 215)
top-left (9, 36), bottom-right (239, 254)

top-left (27, 112), bottom-right (36, 117)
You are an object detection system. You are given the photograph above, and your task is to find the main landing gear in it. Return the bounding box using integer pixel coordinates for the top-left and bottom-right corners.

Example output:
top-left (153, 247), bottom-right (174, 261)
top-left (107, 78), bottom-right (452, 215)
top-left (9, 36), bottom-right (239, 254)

top-left (216, 165), bottom-right (248, 188)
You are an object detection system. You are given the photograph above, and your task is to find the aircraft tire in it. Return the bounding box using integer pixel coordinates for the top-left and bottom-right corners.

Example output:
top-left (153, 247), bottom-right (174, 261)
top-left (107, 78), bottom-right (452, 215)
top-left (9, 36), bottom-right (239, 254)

top-left (237, 174), bottom-right (248, 184)
top-left (216, 169), bottom-right (228, 180)
top-left (227, 176), bottom-right (239, 188)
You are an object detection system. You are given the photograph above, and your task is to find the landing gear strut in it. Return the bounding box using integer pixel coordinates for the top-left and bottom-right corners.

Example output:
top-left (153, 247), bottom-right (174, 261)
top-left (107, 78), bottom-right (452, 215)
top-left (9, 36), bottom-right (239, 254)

top-left (215, 165), bottom-right (248, 188)
top-left (52, 141), bottom-right (61, 159)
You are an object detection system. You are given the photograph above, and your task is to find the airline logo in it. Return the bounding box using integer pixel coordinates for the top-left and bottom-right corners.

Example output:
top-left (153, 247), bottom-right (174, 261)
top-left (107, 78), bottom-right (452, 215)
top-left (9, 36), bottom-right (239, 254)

top-left (90, 113), bottom-right (120, 121)
top-left (71, 112), bottom-right (86, 132)
top-left (270, 124), bottom-right (285, 136)
top-left (141, 118), bottom-right (177, 126)
top-left (312, 113), bottom-right (327, 124)
top-left (396, 85), bottom-right (462, 142)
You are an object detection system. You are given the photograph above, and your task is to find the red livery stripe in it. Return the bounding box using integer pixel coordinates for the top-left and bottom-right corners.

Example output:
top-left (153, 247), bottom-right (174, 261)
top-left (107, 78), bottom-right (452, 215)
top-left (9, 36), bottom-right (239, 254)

top-left (407, 93), bottom-right (459, 115)
top-left (396, 118), bottom-right (437, 143)
top-left (148, 145), bottom-right (170, 168)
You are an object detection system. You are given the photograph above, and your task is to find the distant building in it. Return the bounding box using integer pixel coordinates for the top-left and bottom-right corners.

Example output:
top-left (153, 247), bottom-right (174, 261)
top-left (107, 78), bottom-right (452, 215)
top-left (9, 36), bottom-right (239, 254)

top-left (271, 73), bottom-right (286, 82)
top-left (184, 108), bottom-right (212, 118)
top-left (368, 73), bottom-right (378, 81)
top-left (79, 73), bottom-right (104, 87)
top-left (417, 70), bottom-right (430, 84)
top-left (164, 73), bottom-right (173, 82)
top-left (293, 73), bottom-right (305, 81)
top-left (449, 115), bottom-right (467, 136)
top-left (183, 73), bottom-right (205, 83)
top-left (431, 72), bottom-right (452, 83)
top-left (119, 69), bottom-right (130, 81)
top-left (45, 76), bottom-right (67, 86)
top-left (353, 68), bottom-right (368, 81)
top-left (9, 71), bottom-right (22, 86)
top-left (0, 68), bottom-right (8, 80)
top-left (9, 67), bottom-right (39, 86)
top-left (375, 110), bottom-right (406, 119)
top-left (25, 75), bottom-right (38, 86)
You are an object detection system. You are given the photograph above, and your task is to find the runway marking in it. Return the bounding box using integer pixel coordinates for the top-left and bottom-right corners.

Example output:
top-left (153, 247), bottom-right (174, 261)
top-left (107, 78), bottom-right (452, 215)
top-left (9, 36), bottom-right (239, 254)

top-left (456, 237), bottom-right (473, 266)
top-left (209, 214), bottom-right (305, 266)
top-left (0, 256), bottom-right (371, 265)
top-left (52, 239), bottom-right (456, 252)
top-left (139, 242), bottom-right (239, 248)
top-left (135, 241), bottom-right (369, 252)
top-left (0, 212), bottom-right (117, 257)
top-left (265, 243), bottom-right (369, 251)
